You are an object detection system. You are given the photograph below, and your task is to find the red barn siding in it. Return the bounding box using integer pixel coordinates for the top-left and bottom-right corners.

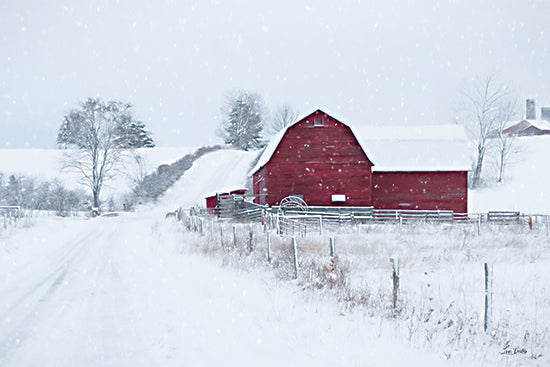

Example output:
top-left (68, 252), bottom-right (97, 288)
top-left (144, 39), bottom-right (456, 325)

top-left (205, 195), bottom-right (217, 209)
top-left (255, 111), bottom-right (373, 206)
top-left (372, 171), bottom-right (468, 213)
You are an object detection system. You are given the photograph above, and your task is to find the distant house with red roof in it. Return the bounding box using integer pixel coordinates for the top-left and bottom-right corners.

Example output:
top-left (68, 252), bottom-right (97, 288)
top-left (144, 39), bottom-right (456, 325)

top-left (502, 99), bottom-right (550, 136)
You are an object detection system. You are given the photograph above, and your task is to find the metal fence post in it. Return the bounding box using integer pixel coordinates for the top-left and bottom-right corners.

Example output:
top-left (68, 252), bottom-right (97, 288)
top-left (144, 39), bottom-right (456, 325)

top-left (292, 237), bottom-right (298, 279)
top-left (266, 232), bottom-right (271, 263)
top-left (484, 262), bottom-right (493, 333)
top-left (477, 214), bottom-right (482, 236)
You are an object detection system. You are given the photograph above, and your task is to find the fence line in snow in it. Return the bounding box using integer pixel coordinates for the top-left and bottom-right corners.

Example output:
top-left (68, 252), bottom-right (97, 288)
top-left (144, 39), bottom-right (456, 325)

top-left (0, 206), bottom-right (20, 229)
top-left (175, 217), bottom-right (525, 338)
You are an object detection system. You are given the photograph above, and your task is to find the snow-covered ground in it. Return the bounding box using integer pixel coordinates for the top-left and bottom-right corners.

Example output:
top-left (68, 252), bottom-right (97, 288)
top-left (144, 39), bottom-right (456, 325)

top-left (1, 213), bottom-right (454, 367)
top-left (1, 137), bottom-right (550, 366)
top-left (469, 135), bottom-right (550, 213)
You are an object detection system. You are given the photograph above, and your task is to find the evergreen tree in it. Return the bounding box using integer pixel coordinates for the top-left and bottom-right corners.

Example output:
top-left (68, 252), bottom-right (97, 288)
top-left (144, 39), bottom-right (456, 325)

top-left (220, 90), bottom-right (265, 151)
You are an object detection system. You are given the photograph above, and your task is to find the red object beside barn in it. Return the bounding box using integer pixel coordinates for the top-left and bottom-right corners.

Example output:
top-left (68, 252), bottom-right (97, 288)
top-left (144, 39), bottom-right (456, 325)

top-left (205, 189), bottom-right (248, 213)
top-left (250, 109), bottom-right (469, 213)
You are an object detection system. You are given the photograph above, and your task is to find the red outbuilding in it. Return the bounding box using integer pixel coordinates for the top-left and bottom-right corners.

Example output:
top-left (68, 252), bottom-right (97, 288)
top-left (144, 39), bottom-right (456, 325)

top-left (502, 99), bottom-right (550, 137)
top-left (250, 109), bottom-right (470, 213)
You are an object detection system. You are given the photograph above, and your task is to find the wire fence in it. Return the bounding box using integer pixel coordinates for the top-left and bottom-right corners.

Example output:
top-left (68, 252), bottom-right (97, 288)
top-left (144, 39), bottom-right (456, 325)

top-left (174, 209), bottom-right (550, 360)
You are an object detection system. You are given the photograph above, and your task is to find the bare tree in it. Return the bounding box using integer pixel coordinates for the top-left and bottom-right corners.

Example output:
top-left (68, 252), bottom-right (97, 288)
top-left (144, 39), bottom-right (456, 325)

top-left (494, 99), bottom-right (521, 182)
top-left (219, 90), bottom-right (266, 151)
top-left (268, 104), bottom-right (298, 135)
top-left (57, 98), bottom-right (154, 209)
top-left (458, 75), bottom-right (518, 188)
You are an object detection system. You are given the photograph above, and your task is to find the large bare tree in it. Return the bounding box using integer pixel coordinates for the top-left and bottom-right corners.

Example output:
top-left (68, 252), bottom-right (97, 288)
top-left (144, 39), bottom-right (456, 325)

top-left (494, 99), bottom-right (521, 182)
top-left (459, 75), bottom-right (519, 188)
top-left (57, 98), bottom-right (154, 209)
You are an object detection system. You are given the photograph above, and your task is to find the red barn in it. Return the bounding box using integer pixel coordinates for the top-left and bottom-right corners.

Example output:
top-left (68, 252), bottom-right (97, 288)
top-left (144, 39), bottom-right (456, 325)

top-left (250, 109), bottom-right (469, 213)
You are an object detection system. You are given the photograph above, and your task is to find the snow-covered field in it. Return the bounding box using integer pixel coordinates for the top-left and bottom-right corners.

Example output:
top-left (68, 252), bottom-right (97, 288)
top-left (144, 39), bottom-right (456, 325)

top-left (469, 135), bottom-right (550, 213)
top-left (1, 137), bottom-right (550, 366)
top-left (0, 147), bottom-right (197, 196)
top-left (1, 213), bottom-right (455, 367)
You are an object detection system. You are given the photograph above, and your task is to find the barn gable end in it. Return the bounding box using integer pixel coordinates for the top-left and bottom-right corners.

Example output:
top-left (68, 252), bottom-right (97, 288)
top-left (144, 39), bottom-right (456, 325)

top-left (253, 110), bottom-right (374, 206)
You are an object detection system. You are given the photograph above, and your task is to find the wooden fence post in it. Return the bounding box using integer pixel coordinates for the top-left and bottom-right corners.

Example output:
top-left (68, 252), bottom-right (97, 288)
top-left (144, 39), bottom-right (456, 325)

top-left (319, 216), bottom-right (323, 235)
top-left (484, 262), bottom-right (493, 333)
top-left (390, 257), bottom-right (400, 312)
top-left (330, 237), bottom-right (335, 257)
top-left (233, 226), bottom-right (237, 248)
top-left (292, 237), bottom-right (298, 279)
top-left (220, 225), bottom-right (224, 248)
top-left (477, 215), bottom-right (482, 236)
top-left (247, 227), bottom-right (253, 254)
top-left (266, 232), bottom-right (271, 263)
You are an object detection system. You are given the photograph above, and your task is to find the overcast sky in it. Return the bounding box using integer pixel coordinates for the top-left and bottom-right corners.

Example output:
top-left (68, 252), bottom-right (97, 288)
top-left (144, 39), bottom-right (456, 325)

top-left (2, 0), bottom-right (549, 148)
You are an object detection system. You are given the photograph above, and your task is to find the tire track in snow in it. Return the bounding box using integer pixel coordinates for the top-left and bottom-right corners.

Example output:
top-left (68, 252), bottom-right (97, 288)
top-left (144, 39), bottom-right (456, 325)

top-left (0, 225), bottom-right (103, 365)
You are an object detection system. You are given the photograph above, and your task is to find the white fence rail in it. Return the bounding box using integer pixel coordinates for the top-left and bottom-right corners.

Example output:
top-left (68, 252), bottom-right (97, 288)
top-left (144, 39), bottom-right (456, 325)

top-left (0, 205), bottom-right (21, 229)
top-left (173, 206), bottom-right (550, 239)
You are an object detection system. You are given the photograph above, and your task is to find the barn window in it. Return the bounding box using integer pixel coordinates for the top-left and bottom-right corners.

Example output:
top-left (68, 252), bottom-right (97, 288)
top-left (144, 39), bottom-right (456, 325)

top-left (332, 194), bottom-right (346, 202)
top-left (313, 117), bottom-right (326, 126)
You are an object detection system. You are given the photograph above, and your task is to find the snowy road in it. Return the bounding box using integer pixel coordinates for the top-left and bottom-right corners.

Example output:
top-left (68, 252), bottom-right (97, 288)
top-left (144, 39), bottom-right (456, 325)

top-left (0, 214), bottom-right (448, 366)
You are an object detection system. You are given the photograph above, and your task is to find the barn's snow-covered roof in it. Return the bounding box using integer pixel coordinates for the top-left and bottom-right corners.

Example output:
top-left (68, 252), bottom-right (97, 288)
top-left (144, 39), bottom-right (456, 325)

top-left (249, 111), bottom-right (471, 175)
top-left (352, 125), bottom-right (470, 172)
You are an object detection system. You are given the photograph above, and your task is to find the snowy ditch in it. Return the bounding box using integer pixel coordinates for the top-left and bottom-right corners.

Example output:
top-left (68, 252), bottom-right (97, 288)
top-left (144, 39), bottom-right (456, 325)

top-left (176, 215), bottom-right (550, 365)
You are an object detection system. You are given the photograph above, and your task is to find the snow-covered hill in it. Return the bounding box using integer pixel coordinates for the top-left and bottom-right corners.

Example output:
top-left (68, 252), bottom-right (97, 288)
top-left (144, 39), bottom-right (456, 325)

top-left (469, 135), bottom-right (550, 213)
top-left (154, 149), bottom-right (258, 212)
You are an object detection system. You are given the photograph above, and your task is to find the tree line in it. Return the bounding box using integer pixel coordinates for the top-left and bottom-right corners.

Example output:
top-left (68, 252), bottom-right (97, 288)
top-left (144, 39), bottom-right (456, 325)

top-left (0, 173), bottom-right (89, 216)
